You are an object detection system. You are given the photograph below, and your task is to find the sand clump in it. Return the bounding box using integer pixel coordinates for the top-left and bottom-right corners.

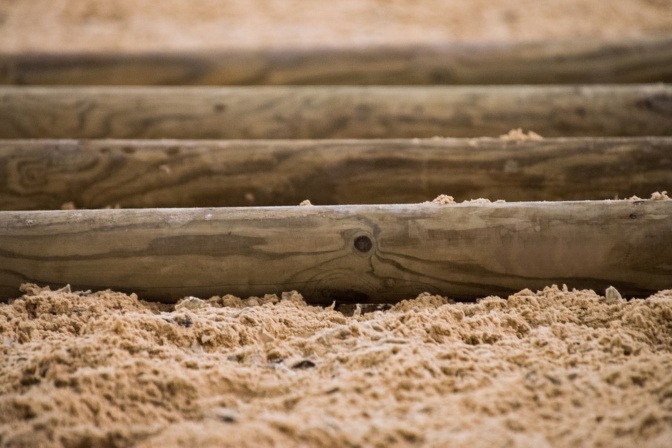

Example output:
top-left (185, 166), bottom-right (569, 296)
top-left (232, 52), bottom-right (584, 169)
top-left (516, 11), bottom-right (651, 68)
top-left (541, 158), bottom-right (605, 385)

top-left (429, 194), bottom-right (456, 205)
top-left (1, 284), bottom-right (671, 447)
top-left (649, 191), bottom-right (671, 201)
top-left (499, 129), bottom-right (544, 142)
top-left (426, 195), bottom-right (506, 205)
top-left (427, 192), bottom-right (671, 205)
top-left (627, 191), bottom-right (671, 202)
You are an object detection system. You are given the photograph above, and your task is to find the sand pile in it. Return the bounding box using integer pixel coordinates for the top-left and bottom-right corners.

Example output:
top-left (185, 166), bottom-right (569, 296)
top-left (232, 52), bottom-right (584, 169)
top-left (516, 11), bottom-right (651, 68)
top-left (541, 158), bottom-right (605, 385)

top-left (1, 284), bottom-right (671, 447)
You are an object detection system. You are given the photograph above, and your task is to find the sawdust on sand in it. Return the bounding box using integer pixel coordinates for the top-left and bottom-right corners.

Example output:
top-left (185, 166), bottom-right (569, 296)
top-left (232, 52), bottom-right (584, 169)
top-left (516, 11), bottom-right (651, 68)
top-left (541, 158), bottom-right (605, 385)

top-left (1, 283), bottom-right (671, 447)
top-left (629, 191), bottom-right (672, 202)
top-left (499, 129), bottom-right (544, 142)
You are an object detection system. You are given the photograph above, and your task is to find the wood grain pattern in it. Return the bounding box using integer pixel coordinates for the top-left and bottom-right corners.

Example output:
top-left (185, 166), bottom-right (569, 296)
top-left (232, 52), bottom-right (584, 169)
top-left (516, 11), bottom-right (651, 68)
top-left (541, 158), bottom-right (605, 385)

top-left (0, 85), bottom-right (670, 139)
top-left (1, 38), bottom-right (671, 85)
top-left (1, 201), bottom-right (670, 303)
top-left (2, 138), bottom-right (672, 210)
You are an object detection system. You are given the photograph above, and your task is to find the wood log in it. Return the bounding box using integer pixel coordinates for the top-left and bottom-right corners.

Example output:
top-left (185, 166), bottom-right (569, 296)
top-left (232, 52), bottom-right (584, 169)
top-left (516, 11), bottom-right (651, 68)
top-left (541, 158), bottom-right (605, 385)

top-left (1, 38), bottom-right (671, 85)
top-left (2, 138), bottom-right (672, 210)
top-left (0, 85), bottom-right (670, 139)
top-left (1, 201), bottom-right (670, 303)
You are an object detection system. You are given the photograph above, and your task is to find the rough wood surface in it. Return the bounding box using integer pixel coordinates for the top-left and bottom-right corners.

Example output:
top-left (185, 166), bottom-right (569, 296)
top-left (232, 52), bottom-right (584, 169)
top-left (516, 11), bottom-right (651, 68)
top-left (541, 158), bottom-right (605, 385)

top-left (1, 201), bottom-right (670, 303)
top-left (2, 38), bottom-right (671, 85)
top-left (2, 138), bottom-right (672, 210)
top-left (0, 85), bottom-right (670, 139)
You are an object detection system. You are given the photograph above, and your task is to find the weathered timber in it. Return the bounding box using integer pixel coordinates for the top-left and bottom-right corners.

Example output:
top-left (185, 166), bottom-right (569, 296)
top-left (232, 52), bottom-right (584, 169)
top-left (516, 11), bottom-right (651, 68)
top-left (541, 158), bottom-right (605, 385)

top-left (0, 85), bottom-right (670, 139)
top-left (1, 201), bottom-right (670, 302)
top-left (2, 138), bottom-right (672, 210)
top-left (1, 38), bottom-right (671, 85)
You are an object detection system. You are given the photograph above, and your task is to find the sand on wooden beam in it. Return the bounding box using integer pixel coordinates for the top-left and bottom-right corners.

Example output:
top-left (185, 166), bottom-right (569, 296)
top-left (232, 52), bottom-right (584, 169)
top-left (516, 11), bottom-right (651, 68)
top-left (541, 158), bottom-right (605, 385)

top-left (1, 201), bottom-right (670, 303)
top-left (0, 85), bottom-right (670, 139)
top-left (2, 137), bottom-right (672, 210)
top-left (1, 37), bottom-right (671, 86)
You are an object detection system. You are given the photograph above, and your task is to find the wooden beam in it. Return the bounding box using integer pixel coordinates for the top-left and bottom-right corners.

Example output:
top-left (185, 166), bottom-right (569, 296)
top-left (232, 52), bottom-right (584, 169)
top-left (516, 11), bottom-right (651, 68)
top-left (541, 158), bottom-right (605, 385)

top-left (0, 85), bottom-right (670, 139)
top-left (2, 138), bottom-right (672, 210)
top-left (1, 38), bottom-right (671, 85)
top-left (1, 201), bottom-right (670, 303)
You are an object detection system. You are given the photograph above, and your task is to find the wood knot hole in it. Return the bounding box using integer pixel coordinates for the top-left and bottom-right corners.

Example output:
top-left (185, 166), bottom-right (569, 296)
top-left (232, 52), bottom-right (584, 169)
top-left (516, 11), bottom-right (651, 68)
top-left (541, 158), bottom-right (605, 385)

top-left (354, 235), bottom-right (373, 253)
top-left (629, 213), bottom-right (637, 220)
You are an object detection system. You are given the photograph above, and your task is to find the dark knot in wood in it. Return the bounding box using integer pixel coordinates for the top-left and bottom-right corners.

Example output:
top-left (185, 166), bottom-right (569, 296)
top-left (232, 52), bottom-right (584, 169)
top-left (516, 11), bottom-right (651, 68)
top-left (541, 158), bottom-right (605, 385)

top-left (354, 235), bottom-right (373, 253)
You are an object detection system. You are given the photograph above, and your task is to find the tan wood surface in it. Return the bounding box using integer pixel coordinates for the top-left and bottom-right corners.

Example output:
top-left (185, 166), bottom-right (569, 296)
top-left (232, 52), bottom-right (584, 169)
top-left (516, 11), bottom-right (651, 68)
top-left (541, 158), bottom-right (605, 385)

top-left (2, 138), bottom-right (672, 210)
top-left (0, 85), bottom-right (670, 139)
top-left (1, 201), bottom-right (670, 303)
top-left (2, 38), bottom-right (671, 85)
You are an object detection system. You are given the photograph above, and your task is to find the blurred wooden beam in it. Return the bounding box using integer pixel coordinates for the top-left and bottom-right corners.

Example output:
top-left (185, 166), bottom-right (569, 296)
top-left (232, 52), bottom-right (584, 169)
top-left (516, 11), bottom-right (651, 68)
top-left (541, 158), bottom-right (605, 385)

top-left (1, 38), bottom-right (671, 85)
top-left (2, 137), bottom-right (671, 210)
top-left (1, 201), bottom-right (670, 302)
top-left (0, 85), bottom-right (670, 139)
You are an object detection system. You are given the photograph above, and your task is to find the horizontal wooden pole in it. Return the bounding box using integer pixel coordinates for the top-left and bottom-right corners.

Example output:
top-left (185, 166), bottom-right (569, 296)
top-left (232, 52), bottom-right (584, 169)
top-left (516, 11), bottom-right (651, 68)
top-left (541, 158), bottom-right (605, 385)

top-left (0, 85), bottom-right (670, 139)
top-left (1, 201), bottom-right (670, 303)
top-left (2, 138), bottom-right (672, 210)
top-left (1, 38), bottom-right (671, 85)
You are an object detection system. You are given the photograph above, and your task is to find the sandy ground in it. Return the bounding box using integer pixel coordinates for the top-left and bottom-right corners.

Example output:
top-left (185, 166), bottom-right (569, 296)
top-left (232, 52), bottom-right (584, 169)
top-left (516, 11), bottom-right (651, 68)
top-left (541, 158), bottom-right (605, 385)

top-left (1, 0), bottom-right (672, 53)
top-left (1, 284), bottom-right (671, 447)
top-left (1, 1), bottom-right (672, 446)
